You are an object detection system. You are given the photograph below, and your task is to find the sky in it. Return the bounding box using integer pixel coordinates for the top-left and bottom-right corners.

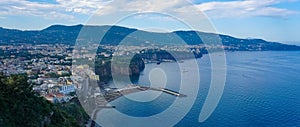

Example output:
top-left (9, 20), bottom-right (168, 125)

top-left (0, 0), bottom-right (300, 44)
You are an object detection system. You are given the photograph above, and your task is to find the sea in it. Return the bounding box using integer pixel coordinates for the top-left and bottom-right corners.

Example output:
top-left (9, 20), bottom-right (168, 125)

top-left (96, 51), bottom-right (300, 127)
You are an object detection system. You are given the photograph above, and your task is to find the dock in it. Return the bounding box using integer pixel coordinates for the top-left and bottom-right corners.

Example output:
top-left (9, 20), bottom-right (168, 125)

top-left (160, 88), bottom-right (187, 97)
top-left (97, 105), bottom-right (116, 108)
top-left (140, 86), bottom-right (187, 97)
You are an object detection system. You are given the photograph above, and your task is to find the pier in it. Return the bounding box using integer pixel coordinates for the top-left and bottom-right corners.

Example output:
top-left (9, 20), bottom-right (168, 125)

top-left (97, 105), bottom-right (116, 108)
top-left (147, 87), bottom-right (187, 97)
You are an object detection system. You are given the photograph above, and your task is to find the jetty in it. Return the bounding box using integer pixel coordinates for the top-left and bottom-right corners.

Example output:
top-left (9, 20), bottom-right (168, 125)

top-left (146, 87), bottom-right (187, 97)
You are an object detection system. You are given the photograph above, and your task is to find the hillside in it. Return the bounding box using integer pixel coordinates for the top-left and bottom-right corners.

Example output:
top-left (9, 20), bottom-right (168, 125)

top-left (0, 25), bottom-right (300, 51)
top-left (0, 74), bottom-right (87, 127)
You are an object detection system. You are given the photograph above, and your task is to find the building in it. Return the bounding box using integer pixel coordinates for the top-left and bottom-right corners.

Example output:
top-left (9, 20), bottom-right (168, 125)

top-left (59, 84), bottom-right (75, 95)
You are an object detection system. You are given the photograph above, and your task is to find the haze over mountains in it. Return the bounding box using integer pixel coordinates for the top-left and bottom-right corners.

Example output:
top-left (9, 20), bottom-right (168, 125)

top-left (0, 24), bottom-right (300, 51)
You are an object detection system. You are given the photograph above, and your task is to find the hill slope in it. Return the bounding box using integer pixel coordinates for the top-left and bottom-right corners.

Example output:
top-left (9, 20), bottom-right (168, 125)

top-left (0, 25), bottom-right (299, 51)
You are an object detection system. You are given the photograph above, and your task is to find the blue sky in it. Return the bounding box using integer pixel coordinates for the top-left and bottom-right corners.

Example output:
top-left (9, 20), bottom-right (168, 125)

top-left (0, 0), bottom-right (300, 44)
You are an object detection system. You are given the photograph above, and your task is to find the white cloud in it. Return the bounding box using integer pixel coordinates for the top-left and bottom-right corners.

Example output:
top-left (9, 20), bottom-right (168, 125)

top-left (0, 0), bottom-right (71, 19)
top-left (57, 0), bottom-right (112, 14)
top-left (0, 0), bottom-right (298, 21)
top-left (0, 0), bottom-right (111, 20)
top-left (95, 0), bottom-right (298, 18)
top-left (96, 0), bottom-right (189, 15)
top-left (193, 0), bottom-right (298, 18)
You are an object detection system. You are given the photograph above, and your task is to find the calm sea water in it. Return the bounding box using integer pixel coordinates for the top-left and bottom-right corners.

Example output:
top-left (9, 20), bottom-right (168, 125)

top-left (97, 51), bottom-right (300, 127)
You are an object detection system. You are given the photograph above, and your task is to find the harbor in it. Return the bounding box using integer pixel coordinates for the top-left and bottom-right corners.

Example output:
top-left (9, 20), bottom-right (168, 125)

top-left (89, 84), bottom-right (186, 127)
top-left (95, 85), bottom-right (186, 109)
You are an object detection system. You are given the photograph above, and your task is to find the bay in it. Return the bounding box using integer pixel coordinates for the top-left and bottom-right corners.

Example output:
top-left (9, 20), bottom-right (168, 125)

top-left (97, 51), bottom-right (300, 127)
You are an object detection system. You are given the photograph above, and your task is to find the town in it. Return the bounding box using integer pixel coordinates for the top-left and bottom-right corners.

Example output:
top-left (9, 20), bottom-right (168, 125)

top-left (0, 43), bottom-right (211, 104)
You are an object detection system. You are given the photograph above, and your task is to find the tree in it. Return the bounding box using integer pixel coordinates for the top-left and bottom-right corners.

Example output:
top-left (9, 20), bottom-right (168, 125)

top-left (0, 74), bottom-right (80, 127)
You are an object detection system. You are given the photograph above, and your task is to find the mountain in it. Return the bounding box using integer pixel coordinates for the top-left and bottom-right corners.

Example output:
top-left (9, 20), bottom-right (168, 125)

top-left (0, 25), bottom-right (300, 51)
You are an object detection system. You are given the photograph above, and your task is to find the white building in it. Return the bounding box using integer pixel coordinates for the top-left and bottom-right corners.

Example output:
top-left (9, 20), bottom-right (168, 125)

top-left (59, 84), bottom-right (75, 95)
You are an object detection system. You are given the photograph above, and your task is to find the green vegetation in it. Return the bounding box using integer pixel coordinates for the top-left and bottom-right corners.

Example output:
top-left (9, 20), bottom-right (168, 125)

top-left (0, 74), bottom-right (87, 127)
top-left (94, 54), bottom-right (145, 83)
top-left (57, 98), bottom-right (90, 127)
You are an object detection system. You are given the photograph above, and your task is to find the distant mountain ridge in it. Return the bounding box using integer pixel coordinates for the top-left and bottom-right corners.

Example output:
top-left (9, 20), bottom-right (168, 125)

top-left (1, 24), bottom-right (300, 51)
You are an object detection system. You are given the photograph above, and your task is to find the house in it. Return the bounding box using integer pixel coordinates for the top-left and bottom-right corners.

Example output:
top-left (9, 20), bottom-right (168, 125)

top-left (48, 85), bottom-right (60, 94)
top-left (59, 84), bottom-right (75, 95)
top-left (44, 93), bottom-right (71, 103)
top-left (45, 94), bottom-right (55, 103)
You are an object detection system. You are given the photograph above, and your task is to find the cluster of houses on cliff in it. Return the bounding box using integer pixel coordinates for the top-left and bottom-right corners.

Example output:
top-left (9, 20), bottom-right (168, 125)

top-left (33, 76), bottom-right (77, 103)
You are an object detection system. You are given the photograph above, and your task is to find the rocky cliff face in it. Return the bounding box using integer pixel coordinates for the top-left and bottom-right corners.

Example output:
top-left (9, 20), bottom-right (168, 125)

top-left (142, 50), bottom-right (203, 61)
top-left (95, 54), bottom-right (145, 83)
top-left (95, 49), bottom-right (202, 83)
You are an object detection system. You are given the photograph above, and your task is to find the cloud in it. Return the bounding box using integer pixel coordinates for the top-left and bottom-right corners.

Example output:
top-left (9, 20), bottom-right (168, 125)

top-left (57, 0), bottom-right (112, 14)
top-left (95, 0), bottom-right (298, 18)
top-left (96, 0), bottom-right (189, 15)
top-left (0, 0), bottom-right (298, 21)
top-left (0, 0), bottom-right (70, 19)
top-left (193, 0), bottom-right (299, 18)
top-left (0, 0), bottom-right (111, 20)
